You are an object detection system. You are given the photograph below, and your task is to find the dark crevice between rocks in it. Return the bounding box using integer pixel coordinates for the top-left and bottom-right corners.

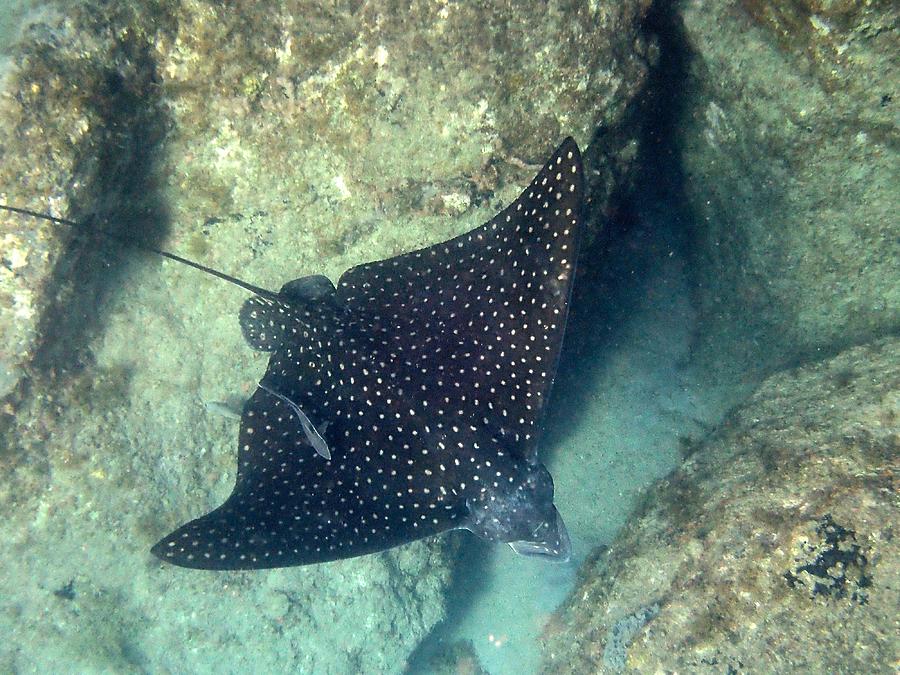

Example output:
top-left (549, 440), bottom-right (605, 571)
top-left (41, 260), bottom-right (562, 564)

top-left (542, 0), bottom-right (698, 453)
top-left (627, 0), bottom-right (711, 373)
top-left (409, 3), bottom-right (709, 672)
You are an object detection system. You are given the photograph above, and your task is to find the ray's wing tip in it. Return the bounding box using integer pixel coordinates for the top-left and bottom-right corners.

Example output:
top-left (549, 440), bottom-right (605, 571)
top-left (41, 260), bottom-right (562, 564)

top-left (150, 534), bottom-right (223, 571)
top-left (545, 137), bottom-right (584, 188)
top-left (539, 137), bottom-right (584, 209)
top-left (150, 527), bottom-right (216, 570)
top-left (149, 534), bottom-right (179, 565)
top-left (556, 136), bottom-right (581, 159)
top-left (555, 136), bottom-right (585, 201)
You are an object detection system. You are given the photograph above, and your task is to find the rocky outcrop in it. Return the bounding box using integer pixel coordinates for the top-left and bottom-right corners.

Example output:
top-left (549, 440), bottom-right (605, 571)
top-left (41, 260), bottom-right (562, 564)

top-left (675, 0), bottom-right (899, 371)
top-left (541, 338), bottom-right (899, 673)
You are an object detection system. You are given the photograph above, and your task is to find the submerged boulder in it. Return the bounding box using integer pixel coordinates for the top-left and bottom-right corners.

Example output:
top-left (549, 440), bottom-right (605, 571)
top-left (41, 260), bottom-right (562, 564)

top-left (675, 0), bottom-right (899, 371)
top-left (541, 338), bottom-right (898, 672)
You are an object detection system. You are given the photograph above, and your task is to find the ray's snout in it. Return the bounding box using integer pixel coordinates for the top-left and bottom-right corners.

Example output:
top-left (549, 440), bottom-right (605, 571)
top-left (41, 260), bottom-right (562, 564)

top-left (508, 507), bottom-right (571, 562)
top-left (464, 461), bottom-right (571, 561)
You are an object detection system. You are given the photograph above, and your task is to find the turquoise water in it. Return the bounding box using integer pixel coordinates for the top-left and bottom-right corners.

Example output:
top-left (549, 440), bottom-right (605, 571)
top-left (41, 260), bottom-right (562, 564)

top-left (0, 1), bottom-right (35, 53)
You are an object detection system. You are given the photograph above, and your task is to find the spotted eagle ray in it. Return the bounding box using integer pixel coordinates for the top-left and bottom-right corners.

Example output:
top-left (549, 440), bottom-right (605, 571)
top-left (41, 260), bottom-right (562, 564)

top-left (1, 137), bottom-right (583, 569)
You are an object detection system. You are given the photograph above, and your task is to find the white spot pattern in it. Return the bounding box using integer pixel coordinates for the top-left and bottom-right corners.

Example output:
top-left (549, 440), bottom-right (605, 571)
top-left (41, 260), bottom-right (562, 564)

top-left (153, 138), bottom-right (584, 569)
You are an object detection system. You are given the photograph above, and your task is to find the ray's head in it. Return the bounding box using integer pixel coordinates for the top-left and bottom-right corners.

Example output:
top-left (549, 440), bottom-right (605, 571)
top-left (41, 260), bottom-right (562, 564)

top-left (464, 461), bottom-right (571, 562)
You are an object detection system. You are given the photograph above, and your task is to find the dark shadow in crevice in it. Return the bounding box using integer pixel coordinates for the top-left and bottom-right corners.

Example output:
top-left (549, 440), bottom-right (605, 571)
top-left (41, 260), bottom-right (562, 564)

top-left (403, 533), bottom-right (494, 673)
top-left (27, 35), bottom-right (173, 381)
top-left (542, 0), bottom-right (697, 457)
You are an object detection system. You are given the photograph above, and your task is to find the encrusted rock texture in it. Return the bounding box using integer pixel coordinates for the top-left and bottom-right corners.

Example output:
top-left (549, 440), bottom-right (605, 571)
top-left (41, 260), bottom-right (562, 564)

top-left (0, 0), bottom-right (653, 671)
top-left (0, 0), bottom-right (653, 400)
top-left (541, 337), bottom-right (899, 673)
top-left (0, 3), bottom-right (167, 397)
top-left (675, 0), bottom-right (899, 370)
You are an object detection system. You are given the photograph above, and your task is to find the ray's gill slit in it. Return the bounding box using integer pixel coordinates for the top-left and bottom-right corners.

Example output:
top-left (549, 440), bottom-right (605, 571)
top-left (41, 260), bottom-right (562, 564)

top-left (1, 136), bottom-right (585, 570)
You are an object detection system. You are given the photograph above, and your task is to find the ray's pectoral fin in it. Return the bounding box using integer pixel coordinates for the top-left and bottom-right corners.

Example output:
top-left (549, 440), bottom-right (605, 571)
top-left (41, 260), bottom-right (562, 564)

top-left (152, 385), bottom-right (338, 569)
top-left (153, 383), bottom-right (463, 570)
top-left (462, 461), bottom-right (571, 562)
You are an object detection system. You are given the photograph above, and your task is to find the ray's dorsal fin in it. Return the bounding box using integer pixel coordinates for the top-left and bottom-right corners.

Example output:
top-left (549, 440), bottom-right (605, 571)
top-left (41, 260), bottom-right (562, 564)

top-left (0, 204), bottom-right (281, 301)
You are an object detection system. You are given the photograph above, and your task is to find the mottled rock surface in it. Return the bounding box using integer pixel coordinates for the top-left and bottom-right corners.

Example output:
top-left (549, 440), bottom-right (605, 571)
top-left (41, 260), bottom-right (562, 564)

top-left (541, 338), bottom-right (899, 673)
top-left (0, 0), bottom-right (654, 399)
top-left (0, 0), bottom-right (654, 671)
top-left (0, 2), bottom-right (167, 397)
top-left (675, 0), bottom-right (899, 370)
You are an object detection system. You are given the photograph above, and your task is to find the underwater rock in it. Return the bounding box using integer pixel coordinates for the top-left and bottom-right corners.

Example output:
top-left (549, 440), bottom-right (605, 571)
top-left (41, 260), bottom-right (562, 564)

top-left (674, 0), bottom-right (899, 371)
top-left (540, 338), bottom-right (899, 673)
top-left (0, 3), bottom-right (167, 396)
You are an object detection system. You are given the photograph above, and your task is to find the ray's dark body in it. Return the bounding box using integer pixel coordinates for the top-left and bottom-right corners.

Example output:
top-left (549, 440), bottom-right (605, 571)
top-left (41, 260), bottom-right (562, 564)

top-left (151, 138), bottom-right (584, 570)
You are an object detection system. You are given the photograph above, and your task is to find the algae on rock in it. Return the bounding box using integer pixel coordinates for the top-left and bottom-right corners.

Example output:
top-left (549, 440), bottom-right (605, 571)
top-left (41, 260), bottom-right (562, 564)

top-left (0, 2), bottom-right (169, 397)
